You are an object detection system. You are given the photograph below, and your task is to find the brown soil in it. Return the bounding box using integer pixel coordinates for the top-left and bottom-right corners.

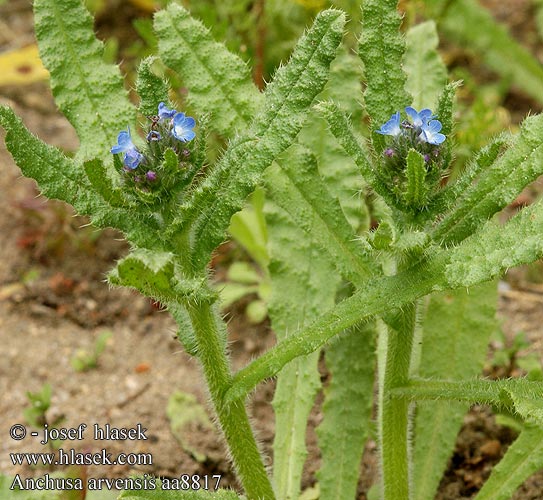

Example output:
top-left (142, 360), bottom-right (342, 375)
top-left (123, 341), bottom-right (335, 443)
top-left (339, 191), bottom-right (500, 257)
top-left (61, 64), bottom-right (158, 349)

top-left (1, 1), bottom-right (543, 499)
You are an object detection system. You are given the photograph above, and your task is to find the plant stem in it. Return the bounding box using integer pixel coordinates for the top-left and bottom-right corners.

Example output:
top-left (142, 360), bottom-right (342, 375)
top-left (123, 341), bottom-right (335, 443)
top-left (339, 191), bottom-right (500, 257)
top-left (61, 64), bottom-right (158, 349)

top-left (378, 304), bottom-right (417, 500)
top-left (225, 257), bottom-right (446, 403)
top-left (186, 301), bottom-right (275, 500)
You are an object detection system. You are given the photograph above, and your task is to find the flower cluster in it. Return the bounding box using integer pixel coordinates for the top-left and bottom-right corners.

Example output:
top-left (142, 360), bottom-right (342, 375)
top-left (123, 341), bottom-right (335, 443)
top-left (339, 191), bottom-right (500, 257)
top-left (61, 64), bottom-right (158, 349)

top-left (110, 103), bottom-right (197, 196)
top-left (374, 106), bottom-right (449, 210)
top-left (376, 106), bottom-right (448, 172)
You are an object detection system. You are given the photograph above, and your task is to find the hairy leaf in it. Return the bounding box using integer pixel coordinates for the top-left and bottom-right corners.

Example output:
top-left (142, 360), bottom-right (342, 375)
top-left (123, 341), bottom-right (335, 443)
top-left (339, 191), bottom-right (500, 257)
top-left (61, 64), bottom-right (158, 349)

top-left (0, 106), bottom-right (160, 249)
top-left (397, 378), bottom-right (543, 425)
top-left (119, 485), bottom-right (241, 499)
top-left (177, 10), bottom-right (346, 272)
top-left (83, 159), bottom-right (127, 208)
top-left (226, 257), bottom-right (448, 402)
top-left (108, 249), bottom-right (176, 301)
top-left (435, 80), bottom-right (461, 138)
top-left (359, 0), bottom-right (411, 126)
top-left (434, 132), bottom-right (511, 213)
top-left (404, 21), bottom-right (447, 111)
top-left (475, 425), bottom-right (543, 500)
top-left (155, 3), bottom-right (262, 137)
top-left (317, 322), bottom-right (376, 500)
top-left (266, 178), bottom-right (339, 499)
top-left (265, 149), bottom-right (371, 286)
top-left (136, 56), bottom-right (169, 117)
top-left (446, 198), bottom-right (543, 287)
top-left (315, 101), bottom-right (396, 209)
top-left (33, 0), bottom-right (135, 162)
top-left (299, 47), bottom-right (370, 232)
top-left (413, 283), bottom-right (497, 500)
top-left (107, 250), bottom-right (206, 354)
top-left (434, 113), bottom-right (543, 243)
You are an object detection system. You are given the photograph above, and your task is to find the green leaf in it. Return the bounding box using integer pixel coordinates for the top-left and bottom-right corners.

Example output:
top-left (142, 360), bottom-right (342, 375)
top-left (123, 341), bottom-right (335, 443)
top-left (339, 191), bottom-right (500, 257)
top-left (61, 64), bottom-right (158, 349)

top-left (33, 0), bottom-right (135, 162)
top-left (298, 47), bottom-right (370, 233)
top-left (434, 113), bottom-right (543, 244)
top-left (83, 159), bottom-right (128, 208)
top-left (315, 101), bottom-right (397, 210)
top-left (227, 262), bottom-right (262, 285)
top-left (0, 106), bottom-right (160, 249)
top-left (439, 0), bottom-right (543, 107)
top-left (219, 282), bottom-right (258, 309)
top-left (446, 198), bottom-right (543, 288)
top-left (475, 425), bottom-right (543, 500)
top-left (136, 56), bottom-right (169, 117)
top-left (435, 80), bottom-right (461, 138)
top-left (317, 322), bottom-right (376, 500)
top-left (404, 21), bottom-right (447, 111)
top-left (119, 485), bottom-right (241, 499)
top-left (108, 249), bottom-right (210, 356)
top-left (265, 154), bottom-right (341, 499)
top-left (109, 250), bottom-right (217, 303)
top-left (359, 0), bottom-right (411, 126)
top-left (228, 188), bottom-right (269, 270)
top-left (155, 3), bottom-right (262, 137)
top-left (413, 282), bottom-right (498, 500)
top-left (300, 112), bottom-right (370, 233)
top-left (394, 378), bottom-right (543, 426)
top-left (167, 391), bottom-right (214, 463)
top-left (108, 249), bottom-right (176, 301)
top-left (435, 132), bottom-right (511, 213)
top-left (404, 149), bottom-right (428, 209)
top-left (265, 148), bottom-right (371, 287)
top-left (178, 9), bottom-right (346, 272)
top-left (319, 44), bottom-right (365, 126)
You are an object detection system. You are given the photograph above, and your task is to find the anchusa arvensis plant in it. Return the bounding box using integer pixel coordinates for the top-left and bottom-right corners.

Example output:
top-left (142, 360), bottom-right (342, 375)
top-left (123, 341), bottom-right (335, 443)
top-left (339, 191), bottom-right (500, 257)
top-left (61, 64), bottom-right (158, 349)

top-left (2, 1), bottom-right (543, 499)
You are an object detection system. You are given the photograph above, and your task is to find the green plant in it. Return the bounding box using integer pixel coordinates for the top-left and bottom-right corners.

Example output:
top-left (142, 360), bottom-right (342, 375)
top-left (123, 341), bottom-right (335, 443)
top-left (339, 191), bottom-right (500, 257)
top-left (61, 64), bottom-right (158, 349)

top-left (3, 1), bottom-right (543, 499)
top-left (23, 384), bottom-right (54, 429)
top-left (491, 330), bottom-right (543, 381)
top-left (23, 384), bottom-right (64, 452)
top-left (70, 330), bottom-right (112, 372)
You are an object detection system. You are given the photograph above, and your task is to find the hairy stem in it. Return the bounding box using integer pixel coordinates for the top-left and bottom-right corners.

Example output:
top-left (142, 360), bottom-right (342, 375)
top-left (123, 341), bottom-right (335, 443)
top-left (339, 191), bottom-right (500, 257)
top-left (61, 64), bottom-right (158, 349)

top-left (378, 304), bottom-right (417, 500)
top-left (186, 301), bottom-right (275, 500)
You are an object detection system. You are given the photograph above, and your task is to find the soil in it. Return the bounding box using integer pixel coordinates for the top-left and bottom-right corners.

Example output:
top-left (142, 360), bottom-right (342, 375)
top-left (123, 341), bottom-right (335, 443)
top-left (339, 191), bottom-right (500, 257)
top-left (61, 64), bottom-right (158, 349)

top-left (1, 1), bottom-right (543, 499)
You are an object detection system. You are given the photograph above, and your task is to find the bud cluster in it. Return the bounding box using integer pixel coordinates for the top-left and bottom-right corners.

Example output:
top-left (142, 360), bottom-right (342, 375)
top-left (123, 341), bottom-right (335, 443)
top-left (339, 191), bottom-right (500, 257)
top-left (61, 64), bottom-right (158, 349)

top-left (110, 103), bottom-right (199, 203)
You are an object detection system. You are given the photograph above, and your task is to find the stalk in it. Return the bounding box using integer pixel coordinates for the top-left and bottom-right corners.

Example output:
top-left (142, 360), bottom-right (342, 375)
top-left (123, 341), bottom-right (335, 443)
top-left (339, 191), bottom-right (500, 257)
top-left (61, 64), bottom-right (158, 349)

top-left (378, 303), bottom-right (417, 500)
top-left (186, 301), bottom-right (275, 500)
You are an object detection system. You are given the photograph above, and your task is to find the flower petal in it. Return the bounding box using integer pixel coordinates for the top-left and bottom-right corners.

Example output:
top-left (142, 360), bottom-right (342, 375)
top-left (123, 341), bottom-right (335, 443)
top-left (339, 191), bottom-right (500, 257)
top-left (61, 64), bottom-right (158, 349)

top-left (158, 102), bottom-right (177, 120)
top-left (405, 107), bottom-right (434, 127)
top-left (376, 111), bottom-right (401, 136)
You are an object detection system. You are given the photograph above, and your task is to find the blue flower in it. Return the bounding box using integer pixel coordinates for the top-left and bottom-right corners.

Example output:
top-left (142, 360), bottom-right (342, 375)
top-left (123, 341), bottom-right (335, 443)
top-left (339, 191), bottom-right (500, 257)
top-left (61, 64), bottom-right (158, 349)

top-left (405, 107), bottom-right (434, 127)
top-left (123, 148), bottom-right (144, 169)
top-left (158, 102), bottom-right (177, 120)
top-left (111, 127), bottom-right (143, 169)
top-left (376, 111), bottom-right (401, 137)
top-left (420, 119), bottom-right (446, 145)
top-left (172, 112), bottom-right (196, 142)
